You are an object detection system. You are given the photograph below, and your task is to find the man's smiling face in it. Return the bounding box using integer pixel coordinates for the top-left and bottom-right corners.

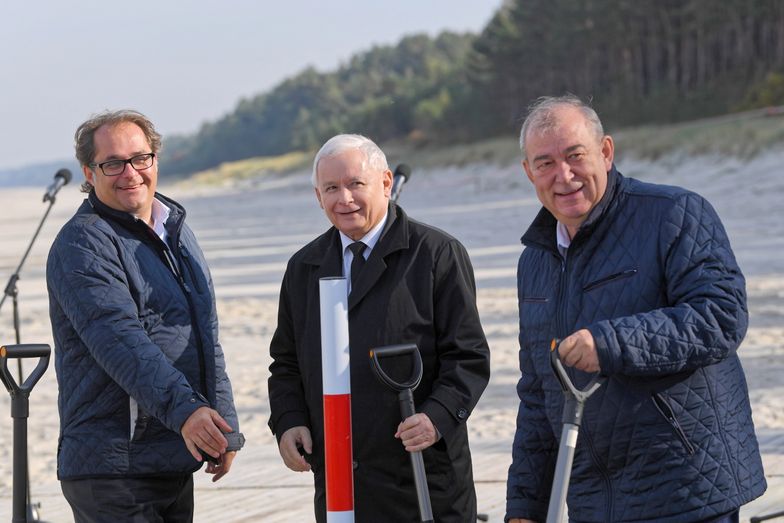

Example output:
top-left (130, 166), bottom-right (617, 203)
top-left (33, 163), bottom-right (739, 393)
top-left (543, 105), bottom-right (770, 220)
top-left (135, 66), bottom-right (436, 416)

top-left (84, 121), bottom-right (158, 224)
top-left (522, 105), bottom-right (614, 238)
top-left (314, 148), bottom-right (392, 241)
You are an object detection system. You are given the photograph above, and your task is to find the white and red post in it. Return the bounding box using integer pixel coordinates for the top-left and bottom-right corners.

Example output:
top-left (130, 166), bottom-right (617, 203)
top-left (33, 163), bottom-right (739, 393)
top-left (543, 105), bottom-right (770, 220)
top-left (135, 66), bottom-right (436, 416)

top-left (319, 277), bottom-right (354, 522)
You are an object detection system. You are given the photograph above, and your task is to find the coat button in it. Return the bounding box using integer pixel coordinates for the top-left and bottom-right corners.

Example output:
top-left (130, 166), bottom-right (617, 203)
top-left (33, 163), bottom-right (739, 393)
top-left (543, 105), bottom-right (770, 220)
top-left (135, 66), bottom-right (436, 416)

top-left (456, 408), bottom-right (468, 420)
top-left (190, 398), bottom-right (196, 403)
top-left (352, 461), bottom-right (358, 470)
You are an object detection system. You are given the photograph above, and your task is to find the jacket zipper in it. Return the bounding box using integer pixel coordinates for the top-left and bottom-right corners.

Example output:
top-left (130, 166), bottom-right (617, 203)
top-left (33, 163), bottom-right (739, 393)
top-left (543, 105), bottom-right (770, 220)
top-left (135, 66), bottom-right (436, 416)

top-left (157, 233), bottom-right (209, 400)
top-left (556, 255), bottom-right (568, 337)
top-left (171, 237), bottom-right (209, 399)
top-left (556, 250), bottom-right (614, 521)
top-left (581, 428), bottom-right (614, 522)
top-left (652, 393), bottom-right (696, 455)
top-left (180, 245), bottom-right (207, 294)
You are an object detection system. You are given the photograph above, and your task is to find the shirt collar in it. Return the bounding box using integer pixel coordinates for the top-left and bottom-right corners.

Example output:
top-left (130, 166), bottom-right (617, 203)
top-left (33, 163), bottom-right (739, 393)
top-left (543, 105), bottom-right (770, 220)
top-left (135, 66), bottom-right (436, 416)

top-left (556, 220), bottom-right (571, 257)
top-left (150, 197), bottom-right (171, 241)
top-left (339, 211), bottom-right (388, 258)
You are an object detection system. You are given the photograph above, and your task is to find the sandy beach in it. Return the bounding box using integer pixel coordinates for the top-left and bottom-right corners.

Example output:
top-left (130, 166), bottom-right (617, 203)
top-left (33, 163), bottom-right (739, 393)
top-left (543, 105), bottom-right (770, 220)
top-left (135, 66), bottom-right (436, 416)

top-left (0, 153), bottom-right (781, 522)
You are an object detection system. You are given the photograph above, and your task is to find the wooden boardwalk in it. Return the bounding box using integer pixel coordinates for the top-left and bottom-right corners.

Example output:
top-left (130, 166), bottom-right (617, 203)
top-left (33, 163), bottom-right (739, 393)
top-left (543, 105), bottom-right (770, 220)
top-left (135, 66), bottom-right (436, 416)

top-left (1, 433), bottom-right (781, 522)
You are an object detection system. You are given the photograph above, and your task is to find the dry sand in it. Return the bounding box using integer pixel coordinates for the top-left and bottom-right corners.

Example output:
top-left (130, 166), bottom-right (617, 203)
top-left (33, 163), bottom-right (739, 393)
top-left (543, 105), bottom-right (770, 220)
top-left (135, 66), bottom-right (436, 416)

top-left (0, 154), bottom-right (781, 522)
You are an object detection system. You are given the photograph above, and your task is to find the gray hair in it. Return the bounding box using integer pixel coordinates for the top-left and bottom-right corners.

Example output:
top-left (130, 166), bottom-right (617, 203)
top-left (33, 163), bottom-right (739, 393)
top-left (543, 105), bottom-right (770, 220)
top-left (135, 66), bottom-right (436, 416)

top-left (75, 109), bottom-right (162, 193)
top-left (311, 134), bottom-right (389, 187)
top-left (519, 95), bottom-right (604, 159)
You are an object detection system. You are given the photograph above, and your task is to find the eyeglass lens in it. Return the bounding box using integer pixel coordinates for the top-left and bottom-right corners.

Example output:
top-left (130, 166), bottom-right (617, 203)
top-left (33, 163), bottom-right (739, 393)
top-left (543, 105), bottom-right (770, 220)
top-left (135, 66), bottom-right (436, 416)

top-left (101, 154), bottom-right (154, 176)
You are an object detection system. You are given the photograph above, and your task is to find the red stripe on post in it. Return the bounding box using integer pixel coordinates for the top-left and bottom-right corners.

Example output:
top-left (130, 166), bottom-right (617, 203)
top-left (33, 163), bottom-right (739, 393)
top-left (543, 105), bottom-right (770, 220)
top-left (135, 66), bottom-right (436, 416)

top-left (323, 393), bottom-right (353, 511)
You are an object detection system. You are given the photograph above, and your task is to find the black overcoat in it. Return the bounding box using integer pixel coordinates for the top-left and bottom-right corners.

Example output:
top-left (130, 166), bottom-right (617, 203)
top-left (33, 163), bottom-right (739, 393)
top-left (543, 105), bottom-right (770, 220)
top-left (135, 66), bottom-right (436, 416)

top-left (269, 203), bottom-right (490, 522)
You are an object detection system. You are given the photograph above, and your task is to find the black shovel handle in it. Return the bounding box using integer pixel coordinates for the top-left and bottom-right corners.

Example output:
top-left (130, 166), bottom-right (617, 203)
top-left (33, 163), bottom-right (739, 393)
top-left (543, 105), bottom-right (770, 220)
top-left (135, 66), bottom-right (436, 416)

top-left (369, 344), bottom-right (423, 392)
top-left (0, 344), bottom-right (51, 395)
top-left (369, 344), bottom-right (433, 522)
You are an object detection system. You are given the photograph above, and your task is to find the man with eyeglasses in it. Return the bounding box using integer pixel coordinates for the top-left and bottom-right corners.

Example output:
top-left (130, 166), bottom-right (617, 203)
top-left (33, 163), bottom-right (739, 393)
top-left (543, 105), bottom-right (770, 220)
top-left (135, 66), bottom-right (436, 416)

top-left (46, 109), bottom-right (240, 522)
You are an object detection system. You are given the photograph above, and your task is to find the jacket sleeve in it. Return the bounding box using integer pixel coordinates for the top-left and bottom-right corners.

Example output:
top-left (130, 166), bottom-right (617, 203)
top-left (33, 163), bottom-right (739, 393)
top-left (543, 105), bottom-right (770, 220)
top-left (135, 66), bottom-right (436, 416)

top-left (267, 262), bottom-right (310, 441)
top-left (420, 239), bottom-right (491, 444)
top-left (505, 255), bottom-right (557, 522)
top-left (591, 192), bottom-right (748, 376)
top-left (208, 268), bottom-right (240, 432)
top-left (47, 228), bottom-right (208, 433)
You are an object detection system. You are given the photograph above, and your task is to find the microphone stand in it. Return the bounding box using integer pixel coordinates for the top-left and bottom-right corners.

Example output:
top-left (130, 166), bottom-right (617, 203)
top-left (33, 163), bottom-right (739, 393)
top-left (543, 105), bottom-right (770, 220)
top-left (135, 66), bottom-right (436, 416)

top-left (0, 193), bottom-right (59, 522)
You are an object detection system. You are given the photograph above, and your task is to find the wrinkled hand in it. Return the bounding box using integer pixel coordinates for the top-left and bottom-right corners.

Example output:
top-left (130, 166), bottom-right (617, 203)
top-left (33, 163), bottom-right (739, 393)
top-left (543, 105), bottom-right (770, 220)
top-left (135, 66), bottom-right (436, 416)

top-left (557, 329), bottom-right (600, 373)
top-left (395, 413), bottom-right (438, 452)
top-left (279, 426), bottom-right (312, 472)
top-left (181, 406), bottom-right (232, 462)
top-left (205, 450), bottom-right (236, 482)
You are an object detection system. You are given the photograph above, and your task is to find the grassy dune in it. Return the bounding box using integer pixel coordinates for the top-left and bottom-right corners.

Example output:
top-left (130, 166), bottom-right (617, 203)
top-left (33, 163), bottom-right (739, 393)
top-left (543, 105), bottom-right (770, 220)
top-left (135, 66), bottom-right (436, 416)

top-left (613, 107), bottom-right (784, 160)
top-left (181, 109), bottom-right (784, 186)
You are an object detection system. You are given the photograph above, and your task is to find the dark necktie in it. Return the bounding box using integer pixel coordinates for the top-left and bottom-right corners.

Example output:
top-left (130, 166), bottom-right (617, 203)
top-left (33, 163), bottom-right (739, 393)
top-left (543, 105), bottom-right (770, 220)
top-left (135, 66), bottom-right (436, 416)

top-left (348, 241), bottom-right (367, 288)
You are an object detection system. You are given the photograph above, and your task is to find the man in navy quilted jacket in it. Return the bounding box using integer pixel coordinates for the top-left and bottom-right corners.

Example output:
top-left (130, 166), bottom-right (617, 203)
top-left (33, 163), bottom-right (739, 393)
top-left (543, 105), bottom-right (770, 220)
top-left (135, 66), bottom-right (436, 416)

top-left (47, 110), bottom-right (239, 522)
top-left (505, 95), bottom-right (766, 523)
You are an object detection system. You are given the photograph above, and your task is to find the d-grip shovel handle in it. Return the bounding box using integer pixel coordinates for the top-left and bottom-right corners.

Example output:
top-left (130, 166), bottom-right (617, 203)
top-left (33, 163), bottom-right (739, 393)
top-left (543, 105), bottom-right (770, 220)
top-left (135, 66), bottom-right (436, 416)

top-left (369, 344), bottom-right (433, 523)
top-left (550, 338), bottom-right (604, 409)
top-left (0, 344), bottom-right (51, 395)
top-left (369, 344), bottom-right (423, 393)
top-left (547, 338), bottom-right (605, 523)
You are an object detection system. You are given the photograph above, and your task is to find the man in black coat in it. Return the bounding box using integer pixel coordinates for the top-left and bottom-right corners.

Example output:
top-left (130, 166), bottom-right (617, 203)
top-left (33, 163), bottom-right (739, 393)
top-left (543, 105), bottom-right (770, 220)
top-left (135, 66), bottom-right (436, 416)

top-left (268, 134), bottom-right (491, 521)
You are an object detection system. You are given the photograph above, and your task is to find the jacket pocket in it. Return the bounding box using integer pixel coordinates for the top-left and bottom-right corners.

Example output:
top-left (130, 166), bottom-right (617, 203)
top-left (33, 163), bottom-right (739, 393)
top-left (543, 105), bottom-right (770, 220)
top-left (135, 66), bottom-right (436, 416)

top-left (521, 296), bottom-right (549, 303)
top-left (583, 268), bottom-right (638, 292)
top-left (652, 393), bottom-right (696, 455)
top-left (131, 411), bottom-right (149, 442)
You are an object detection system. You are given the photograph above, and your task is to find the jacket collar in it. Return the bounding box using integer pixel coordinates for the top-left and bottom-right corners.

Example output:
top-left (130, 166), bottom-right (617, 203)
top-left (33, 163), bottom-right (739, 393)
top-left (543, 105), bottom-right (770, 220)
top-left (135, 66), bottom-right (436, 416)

top-left (303, 201), bottom-right (408, 310)
top-left (87, 190), bottom-right (186, 239)
top-left (521, 165), bottom-right (622, 252)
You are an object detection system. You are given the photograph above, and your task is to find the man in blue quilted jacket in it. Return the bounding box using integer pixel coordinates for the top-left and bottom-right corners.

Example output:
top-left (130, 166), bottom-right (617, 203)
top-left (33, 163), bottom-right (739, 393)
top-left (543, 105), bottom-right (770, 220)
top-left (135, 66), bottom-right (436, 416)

top-left (47, 110), bottom-right (239, 522)
top-left (506, 95), bottom-right (766, 523)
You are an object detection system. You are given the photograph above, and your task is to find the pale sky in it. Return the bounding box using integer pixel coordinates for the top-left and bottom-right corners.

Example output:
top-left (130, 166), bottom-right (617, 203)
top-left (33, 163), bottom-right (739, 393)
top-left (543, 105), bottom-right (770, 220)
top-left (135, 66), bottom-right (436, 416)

top-left (0, 1), bottom-right (501, 170)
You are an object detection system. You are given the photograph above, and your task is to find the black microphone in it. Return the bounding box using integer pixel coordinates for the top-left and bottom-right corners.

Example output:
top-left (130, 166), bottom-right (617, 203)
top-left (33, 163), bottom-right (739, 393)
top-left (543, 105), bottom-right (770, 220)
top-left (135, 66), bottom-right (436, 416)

top-left (390, 163), bottom-right (411, 203)
top-left (43, 168), bottom-right (72, 203)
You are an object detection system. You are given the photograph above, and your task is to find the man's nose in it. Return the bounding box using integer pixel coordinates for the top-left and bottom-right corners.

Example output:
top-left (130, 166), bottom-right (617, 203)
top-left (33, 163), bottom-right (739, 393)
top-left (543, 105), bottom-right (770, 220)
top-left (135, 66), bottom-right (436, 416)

top-left (554, 160), bottom-right (573, 183)
top-left (117, 162), bottom-right (140, 177)
top-left (337, 187), bottom-right (353, 204)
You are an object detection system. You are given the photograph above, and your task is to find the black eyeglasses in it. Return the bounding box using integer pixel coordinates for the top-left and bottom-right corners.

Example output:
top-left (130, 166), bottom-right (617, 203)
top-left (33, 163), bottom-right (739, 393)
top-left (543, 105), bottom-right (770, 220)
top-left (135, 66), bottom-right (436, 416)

top-left (90, 153), bottom-right (156, 176)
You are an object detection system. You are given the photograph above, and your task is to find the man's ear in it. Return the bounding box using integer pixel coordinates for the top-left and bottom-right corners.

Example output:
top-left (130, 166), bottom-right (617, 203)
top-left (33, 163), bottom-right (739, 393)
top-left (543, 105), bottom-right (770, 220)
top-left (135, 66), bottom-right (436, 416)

top-left (82, 165), bottom-right (95, 187)
top-left (522, 159), bottom-right (535, 184)
top-left (382, 169), bottom-right (393, 198)
top-left (314, 187), bottom-right (324, 209)
top-left (601, 135), bottom-right (615, 170)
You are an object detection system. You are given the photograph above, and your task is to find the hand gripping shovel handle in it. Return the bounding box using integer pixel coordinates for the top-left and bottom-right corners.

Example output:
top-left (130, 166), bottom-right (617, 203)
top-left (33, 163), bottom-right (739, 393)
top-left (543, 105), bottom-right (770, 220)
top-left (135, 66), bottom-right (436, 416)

top-left (547, 339), bottom-right (605, 523)
top-left (369, 344), bottom-right (433, 523)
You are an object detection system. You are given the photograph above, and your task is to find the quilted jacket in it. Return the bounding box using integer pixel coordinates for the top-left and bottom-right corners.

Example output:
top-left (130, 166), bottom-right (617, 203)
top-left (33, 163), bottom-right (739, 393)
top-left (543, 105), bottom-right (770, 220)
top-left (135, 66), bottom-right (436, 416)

top-left (506, 167), bottom-right (766, 522)
top-left (47, 191), bottom-right (238, 479)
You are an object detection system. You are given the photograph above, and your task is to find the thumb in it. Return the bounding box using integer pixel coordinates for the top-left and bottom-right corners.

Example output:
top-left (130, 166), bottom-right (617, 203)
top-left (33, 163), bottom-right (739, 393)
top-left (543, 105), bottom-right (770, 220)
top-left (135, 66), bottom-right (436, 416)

top-left (301, 429), bottom-right (313, 454)
top-left (558, 334), bottom-right (577, 355)
top-left (184, 439), bottom-right (202, 461)
top-left (211, 411), bottom-right (233, 433)
top-left (394, 420), bottom-right (406, 439)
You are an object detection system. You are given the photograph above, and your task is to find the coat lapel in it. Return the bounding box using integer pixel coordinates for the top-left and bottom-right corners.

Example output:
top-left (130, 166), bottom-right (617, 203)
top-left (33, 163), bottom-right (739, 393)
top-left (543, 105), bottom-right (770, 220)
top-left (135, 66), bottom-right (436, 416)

top-left (348, 203), bottom-right (408, 310)
top-left (303, 228), bottom-right (344, 281)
